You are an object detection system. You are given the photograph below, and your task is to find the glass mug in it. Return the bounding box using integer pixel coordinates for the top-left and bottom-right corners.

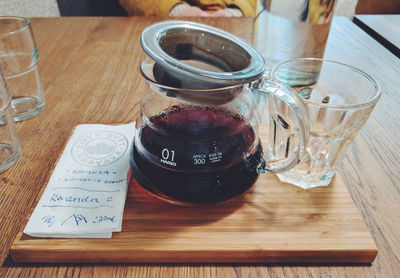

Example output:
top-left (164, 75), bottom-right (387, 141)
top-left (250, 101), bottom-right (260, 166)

top-left (130, 21), bottom-right (309, 205)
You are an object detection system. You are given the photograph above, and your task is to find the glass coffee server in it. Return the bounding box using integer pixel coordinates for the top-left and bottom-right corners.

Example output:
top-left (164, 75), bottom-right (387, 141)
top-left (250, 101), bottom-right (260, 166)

top-left (131, 21), bottom-right (310, 205)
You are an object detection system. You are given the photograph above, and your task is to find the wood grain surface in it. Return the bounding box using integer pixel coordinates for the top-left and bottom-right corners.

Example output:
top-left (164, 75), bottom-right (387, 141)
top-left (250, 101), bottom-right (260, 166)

top-left (0, 16), bottom-right (400, 277)
top-left (10, 167), bottom-right (376, 263)
top-left (354, 15), bottom-right (400, 58)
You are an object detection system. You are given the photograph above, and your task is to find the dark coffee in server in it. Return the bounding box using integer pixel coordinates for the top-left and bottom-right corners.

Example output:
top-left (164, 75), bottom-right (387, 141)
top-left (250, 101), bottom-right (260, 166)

top-left (131, 106), bottom-right (262, 205)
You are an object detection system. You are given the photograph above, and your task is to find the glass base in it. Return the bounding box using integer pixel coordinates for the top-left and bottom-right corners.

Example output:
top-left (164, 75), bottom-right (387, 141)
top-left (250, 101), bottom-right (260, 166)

top-left (12, 98), bottom-right (44, 122)
top-left (276, 171), bottom-right (335, 189)
top-left (0, 144), bottom-right (20, 173)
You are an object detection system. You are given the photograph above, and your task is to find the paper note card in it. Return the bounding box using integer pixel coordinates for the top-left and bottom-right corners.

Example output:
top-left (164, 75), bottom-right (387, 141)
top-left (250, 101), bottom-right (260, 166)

top-left (24, 123), bottom-right (135, 238)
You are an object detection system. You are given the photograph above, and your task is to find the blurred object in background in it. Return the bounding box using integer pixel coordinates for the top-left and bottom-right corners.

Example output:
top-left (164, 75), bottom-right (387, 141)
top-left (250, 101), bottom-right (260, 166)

top-left (252, 0), bottom-right (338, 71)
top-left (57, 0), bottom-right (127, 16)
top-left (0, 0), bottom-right (60, 17)
top-left (2, 0), bottom-right (397, 19)
top-left (356, 0), bottom-right (400, 14)
top-left (119, 0), bottom-right (256, 17)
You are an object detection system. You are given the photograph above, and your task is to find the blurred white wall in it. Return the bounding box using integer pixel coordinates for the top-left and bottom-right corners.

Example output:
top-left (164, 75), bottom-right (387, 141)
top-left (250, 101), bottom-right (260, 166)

top-left (0, 0), bottom-right (60, 17)
top-left (335, 0), bottom-right (358, 18)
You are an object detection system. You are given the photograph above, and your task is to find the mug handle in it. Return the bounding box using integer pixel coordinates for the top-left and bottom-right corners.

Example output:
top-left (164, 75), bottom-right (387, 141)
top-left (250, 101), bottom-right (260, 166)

top-left (252, 77), bottom-right (309, 174)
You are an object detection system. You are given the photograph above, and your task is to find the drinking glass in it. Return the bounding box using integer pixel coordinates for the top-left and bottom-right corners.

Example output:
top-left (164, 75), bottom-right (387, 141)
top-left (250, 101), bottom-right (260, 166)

top-left (269, 58), bottom-right (381, 188)
top-left (0, 67), bottom-right (20, 172)
top-left (0, 17), bottom-right (44, 121)
top-left (252, 0), bottom-right (336, 71)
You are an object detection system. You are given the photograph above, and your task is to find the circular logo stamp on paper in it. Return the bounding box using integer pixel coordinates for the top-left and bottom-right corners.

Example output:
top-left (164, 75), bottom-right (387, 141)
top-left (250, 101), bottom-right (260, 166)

top-left (71, 131), bottom-right (129, 167)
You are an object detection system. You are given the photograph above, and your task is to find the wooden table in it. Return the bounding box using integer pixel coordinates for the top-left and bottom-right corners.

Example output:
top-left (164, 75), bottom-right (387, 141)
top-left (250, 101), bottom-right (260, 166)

top-left (1, 16), bottom-right (400, 277)
top-left (354, 14), bottom-right (400, 57)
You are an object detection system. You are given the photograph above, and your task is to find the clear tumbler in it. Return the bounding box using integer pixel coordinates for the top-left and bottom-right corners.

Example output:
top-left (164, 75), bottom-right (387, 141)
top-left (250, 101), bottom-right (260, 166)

top-left (0, 17), bottom-right (44, 121)
top-left (252, 0), bottom-right (336, 71)
top-left (0, 67), bottom-right (20, 172)
top-left (269, 58), bottom-right (381, 188)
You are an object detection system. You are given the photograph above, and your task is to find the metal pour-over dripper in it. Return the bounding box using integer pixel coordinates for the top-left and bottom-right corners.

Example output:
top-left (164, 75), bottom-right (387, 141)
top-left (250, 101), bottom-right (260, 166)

top-left (140, 20), bottom-right (266, 90)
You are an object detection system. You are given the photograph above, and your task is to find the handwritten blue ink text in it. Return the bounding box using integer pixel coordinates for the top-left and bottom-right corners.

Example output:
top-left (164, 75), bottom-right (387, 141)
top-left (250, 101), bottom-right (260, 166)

top-left (61, 214), bottom-right (87, 226)
top-left (92, 215), bottom-right (116, 223)
top-left (41, 215), bottom-right (56, 227)
top-left (50, 194), bottom-right (100, 203)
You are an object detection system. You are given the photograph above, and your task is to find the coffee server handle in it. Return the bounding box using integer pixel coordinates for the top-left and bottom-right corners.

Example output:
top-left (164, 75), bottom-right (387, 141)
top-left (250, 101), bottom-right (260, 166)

top-left (252, 77), bottom-right (310, 174)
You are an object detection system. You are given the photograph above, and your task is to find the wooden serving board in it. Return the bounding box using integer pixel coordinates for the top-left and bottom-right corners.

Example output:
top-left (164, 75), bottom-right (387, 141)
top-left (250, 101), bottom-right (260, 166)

top-left (11, 172), bottom-right (377, 263)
